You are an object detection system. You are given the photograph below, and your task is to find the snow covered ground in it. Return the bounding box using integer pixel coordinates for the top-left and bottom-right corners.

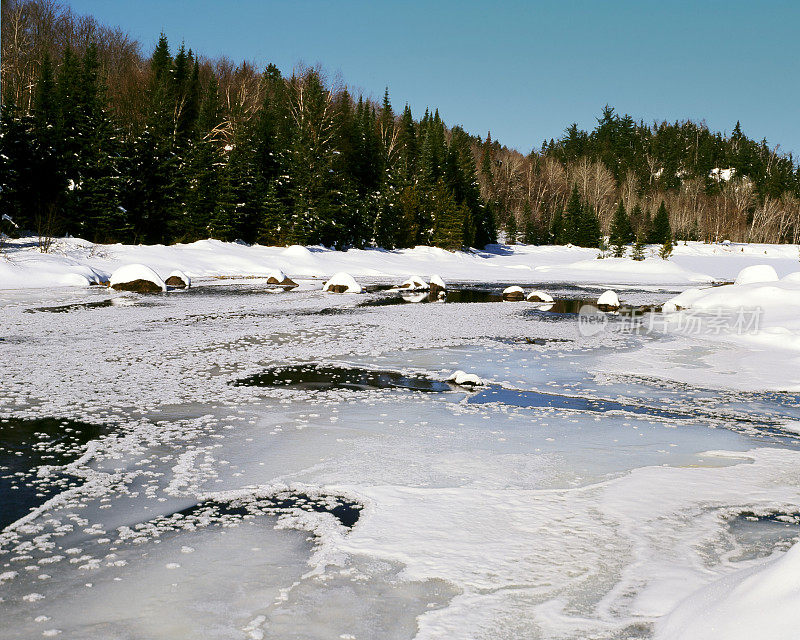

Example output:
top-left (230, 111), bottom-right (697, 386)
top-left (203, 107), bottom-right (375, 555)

top-left (7, 236), bottom-right (799, 290)
top-left (2, 239), bottom-right (800, 639)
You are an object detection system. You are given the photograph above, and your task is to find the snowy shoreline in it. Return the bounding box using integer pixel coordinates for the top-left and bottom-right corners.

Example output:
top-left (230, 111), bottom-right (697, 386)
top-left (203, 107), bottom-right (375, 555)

top-left (5, 236), bottom-right (800, 291)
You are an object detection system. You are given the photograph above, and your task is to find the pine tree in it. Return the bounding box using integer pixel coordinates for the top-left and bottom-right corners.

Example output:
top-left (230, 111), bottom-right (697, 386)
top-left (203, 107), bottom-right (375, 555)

top-left (576, 203), bottom-right (601, 248)
top-left (659, 236), bottom-right (674, 260)
top-left (562, 185), bottom-right (582, 244)
top-left (631, 235), bottom-right (646, 261)
top-left (430, 180), bottom-right (465, 251)
top-left (550, 206), bottom-right (565, 244)
top-left (609, 199), bottom-right (634, 257)
top-left (650, 200), bottom-right (672, 244)
top-left (32, 53), bottom-right (64, 234)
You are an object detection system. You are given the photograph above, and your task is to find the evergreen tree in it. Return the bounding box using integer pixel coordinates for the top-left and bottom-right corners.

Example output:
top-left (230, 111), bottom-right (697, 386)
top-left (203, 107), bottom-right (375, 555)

top-left (562, 184), bottom-right (582, 244)
top-left (650, 200), bottom-right (672, 244)
top-left (609, 199), bottom-right (634, 256)
top-left (550, 206), bottom-right (565, 244)
top-left (631, 235), bottom-right (646, 260)
top-left (505, 213), bottom-right (517, 244)
top-left (430, 180), bottom-right (466, 251)
top-left (659, 235), bottom-right (674, 260)
top-left (576, 203), bottom-right (601, 248)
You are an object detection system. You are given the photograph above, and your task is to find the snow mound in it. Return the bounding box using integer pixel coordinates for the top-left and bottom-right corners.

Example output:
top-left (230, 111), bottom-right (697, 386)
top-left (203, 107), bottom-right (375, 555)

top-left (657, 543), bottom-right (800, 640)
top-left (527, 290), bottom-right (554, 303)
top-left (502, 286), bottom-right (525, 301)
top-left (597, 290), bottom-right (620, 308)
top-left (165, 270), bottom-right (191, 288)
top-left (109, 264), bottom-right (166, 292)
top-left (781, 272), bottom-right (800, 283)
top-left (398, 276), bottom-right (429, 291)
top-left (322, 272), bottom-right (363, 294)
top-left (282, 245), bottom-right (313, 258)
top-left (735, 264), bottom-right (779, 285)
top-left (447, 370), bottom-right (484, 386)
top-left (429, 274), bottom-right (447, 292)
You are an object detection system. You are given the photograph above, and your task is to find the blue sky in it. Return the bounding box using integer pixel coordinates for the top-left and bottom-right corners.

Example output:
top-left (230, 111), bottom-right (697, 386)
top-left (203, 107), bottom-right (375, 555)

top-left (68, 0), bottom-right (800, 157)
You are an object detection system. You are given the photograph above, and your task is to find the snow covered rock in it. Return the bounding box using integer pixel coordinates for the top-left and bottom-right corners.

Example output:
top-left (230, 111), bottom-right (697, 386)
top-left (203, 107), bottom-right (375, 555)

top-left (735, 264), bottom-right (779, 285)
top-left (429, 274), bottom-right (447, 296)
top-left (164, 270), bottom-right (191, 289)
top-left (109, 264), bottom-right (166, 293)
top-left (265, 269), bottom-right (297, 288)
top-left (527, 290), bottom-right (554, 303)
top-left (323, 272), bottom-right (363, 294)
top-left (656, 543), bottom-right (800, 640)
top-left (502, 286), bottom-right (525, 301)
top-left (398, 276), bottom-right (429, 291)
top-left (448, 370), bottom-right (484, 386)
top-left (597, 290), bottom-right (620, 309)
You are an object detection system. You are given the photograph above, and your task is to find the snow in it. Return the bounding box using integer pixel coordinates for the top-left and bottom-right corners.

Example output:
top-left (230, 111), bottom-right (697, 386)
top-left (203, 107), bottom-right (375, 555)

top-left (398, 275), bottom-right (429, 291)
top-left (709, 167), bottom-right (736, 182)
top-left (429, 274), bottom-right (447, 290)
top-left (656, 543), bottom-right (800, 640)
top-left (6, 237), bottom-right (800, 637)
top-left (526, 290), bottom-right (554, 303)
top-left (166, 269), bottom-right (191, 288)
top-left (502, 285), bottom-right (524, 294)
top-left (322, 272), bottom-right (362, 293)
top-left (597, 289), bottom-right (620, 307)
top-left (734, 263), bottom-right (779, 285)
top-left (0, 237), bottom-right (757, 291)
top-left (108, 264), bottom-right (166, 292)
top-left (447, 370), bottom-right (484, 386)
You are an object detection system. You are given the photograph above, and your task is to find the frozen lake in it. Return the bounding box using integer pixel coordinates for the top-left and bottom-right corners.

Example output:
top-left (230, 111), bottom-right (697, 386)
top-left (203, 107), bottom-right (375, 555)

top-left (2, 280), bottom-right (800, 639)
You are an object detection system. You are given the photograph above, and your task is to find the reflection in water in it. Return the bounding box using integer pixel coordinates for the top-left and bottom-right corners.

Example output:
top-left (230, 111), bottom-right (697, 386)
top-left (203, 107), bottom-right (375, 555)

top-left (233, 364), bottom-right (456, 392)
top-left (0, 417), bottom-right (103, 528)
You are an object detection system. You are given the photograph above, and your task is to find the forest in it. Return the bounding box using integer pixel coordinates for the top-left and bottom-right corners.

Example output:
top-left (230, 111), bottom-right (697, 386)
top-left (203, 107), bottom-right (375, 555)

top-left (2, 0), bottom-right (800, 251)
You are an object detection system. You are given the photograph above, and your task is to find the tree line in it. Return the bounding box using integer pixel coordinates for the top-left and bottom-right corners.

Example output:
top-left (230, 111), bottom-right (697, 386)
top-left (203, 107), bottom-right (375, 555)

top-left (2, 0), bottom-right (799, 251)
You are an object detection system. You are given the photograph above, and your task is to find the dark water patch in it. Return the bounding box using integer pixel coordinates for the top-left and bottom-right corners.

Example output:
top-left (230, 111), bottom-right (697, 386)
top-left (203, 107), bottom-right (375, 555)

top-left (469, 386), bottom-right (800, 443)
top-left (469, 387), bottom-right (688, 420)
top-left (159, 491), bottom-right (362, 530)
top-left (25, 299), bottom-right (118, 313)
top-left (522, 302), bottom-right (661, 317)
top-left (490, 336), bottom-right (573, 346)
top-left (181, 283), bottom-right (298, 297)
top-left (233, 364), bottom-right (454, 393)
top-left (727, 510), bottom-right (800, 560)
top-left (360, 289), bottom-right (503, 306)
top-left (0, 417), bottom-right (104, 529)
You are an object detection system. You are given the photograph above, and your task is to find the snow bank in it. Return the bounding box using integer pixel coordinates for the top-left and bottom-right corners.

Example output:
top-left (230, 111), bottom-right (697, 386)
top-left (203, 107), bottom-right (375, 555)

top-left (657, 543), bottom-right (800, 640)
top-left (10, 237), bottom-right (800, 291)
top-left (734, 264), bottom-right (779, 285)
top-left (109, 264), bottom-right (166, 292)
top-left (322, 272), bottom-right (363, 294)
top-left (0, 251), bottom-right (104, 289)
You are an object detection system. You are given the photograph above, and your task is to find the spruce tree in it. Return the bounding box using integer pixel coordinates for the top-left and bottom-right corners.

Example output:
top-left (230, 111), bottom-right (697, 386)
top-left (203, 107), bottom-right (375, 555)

top-left (576, 203), bottom-right (601, 248)
top-left (563, 185), bottom-right (582, 244)
top-left (505, 213), bottom-right (518, 245)
top-left (550, 206), bottom-right (565, 244)
top-left (650, 201), bottom-right (672, 244)
top-left (631, 235), bottom-right (646, 261)
top-left (609, 199), bottom-right (634, 256)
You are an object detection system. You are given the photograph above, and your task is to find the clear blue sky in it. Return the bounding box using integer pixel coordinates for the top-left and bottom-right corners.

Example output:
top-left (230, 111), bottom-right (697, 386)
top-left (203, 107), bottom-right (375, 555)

top-left (68, 0), bottom-right (800, 158)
